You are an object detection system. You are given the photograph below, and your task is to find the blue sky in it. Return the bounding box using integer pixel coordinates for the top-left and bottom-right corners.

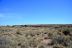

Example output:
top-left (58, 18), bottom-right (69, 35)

top-left (0, 0), bottom-right (72, 25)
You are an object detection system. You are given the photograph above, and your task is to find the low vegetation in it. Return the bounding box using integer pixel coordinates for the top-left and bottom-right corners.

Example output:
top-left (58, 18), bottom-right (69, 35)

top-left (0, 24), bottom-right (72, 48)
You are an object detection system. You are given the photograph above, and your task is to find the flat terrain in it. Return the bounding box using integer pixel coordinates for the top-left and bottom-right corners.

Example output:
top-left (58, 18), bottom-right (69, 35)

top-left (0, 24), bottom-right (72, 48)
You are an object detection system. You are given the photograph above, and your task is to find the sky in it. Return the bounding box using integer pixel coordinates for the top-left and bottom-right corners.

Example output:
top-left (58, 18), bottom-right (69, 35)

top-left (0, 0), bottom-right (72, 25)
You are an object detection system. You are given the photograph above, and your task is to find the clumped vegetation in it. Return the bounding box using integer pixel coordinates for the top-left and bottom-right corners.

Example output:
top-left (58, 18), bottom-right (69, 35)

top-left (0, 24), bottom-right (72, 48)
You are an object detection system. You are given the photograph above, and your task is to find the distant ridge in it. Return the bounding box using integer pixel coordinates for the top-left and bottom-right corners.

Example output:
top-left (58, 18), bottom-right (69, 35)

top-left (0, 24), bottom-right (72, 27)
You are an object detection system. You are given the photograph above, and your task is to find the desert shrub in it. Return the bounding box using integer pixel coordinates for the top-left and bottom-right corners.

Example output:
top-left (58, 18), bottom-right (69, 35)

top-left (52, 31), bottom-right (72, 48)
top-left (20, 42), bottom-right (29, 48)
top-left (16, 31), bottom-right (22, 35)
top-left (27, 38), bottom-right (37, 47)
top-left (21, 45), bottom-right (29, 48)
top-left (0, 37), bottom-right (13, 48)
top-left (53, 35), bottom-right (64, 44)
top-left (44, 32), bottom-right (48, 34)
top-left (18, 43), bottom-right (21, 46)
top-left (62, 29), bottom-right (70, 35)
top-left (0, 29), bottom-right (5, 32)
top-left (16, 29), bottom-right (22, 35)
top-left (37, 33), bottom-right (40, 35)
top-left (38, 45), bottom-right (44, 48)
top-left (0, 37), bottom-right (9, 48)
top-left (30, 33), bottom-right (35, 37)
top-left (0, 35), bottom-right (18, 48)
top-left (47, 33), bottom-right (53, 38)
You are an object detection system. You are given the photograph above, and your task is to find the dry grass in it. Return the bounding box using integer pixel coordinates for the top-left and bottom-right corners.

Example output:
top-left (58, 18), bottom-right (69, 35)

top-left (0, 25), bottom-right (72, 48)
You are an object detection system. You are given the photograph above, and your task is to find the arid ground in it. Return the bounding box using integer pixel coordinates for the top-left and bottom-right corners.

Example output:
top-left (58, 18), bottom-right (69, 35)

top-left (0, 24), bottom-right (72, 48)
